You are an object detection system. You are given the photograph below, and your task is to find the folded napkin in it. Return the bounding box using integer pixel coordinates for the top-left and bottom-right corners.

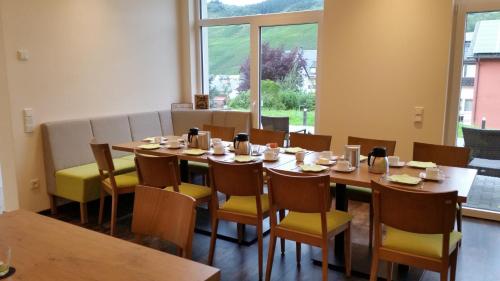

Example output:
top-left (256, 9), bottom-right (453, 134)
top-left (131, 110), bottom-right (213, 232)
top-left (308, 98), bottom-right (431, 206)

top-left (407, 161), bottom-right (437, 169)
top-left (300, 164), bottom-right (328, 172)
top-left (142, 137), bottom-right (156, 143)
top-left (233, 155), bottom-right (256, 163)
top-left (387, 174), bottom-right (422, 185)
top-left (138, 143), bottom-right (161, 150)
top-left (285, 147), bottom-right (304, 154)
top-left (183, 149), bottom-right (207, 156)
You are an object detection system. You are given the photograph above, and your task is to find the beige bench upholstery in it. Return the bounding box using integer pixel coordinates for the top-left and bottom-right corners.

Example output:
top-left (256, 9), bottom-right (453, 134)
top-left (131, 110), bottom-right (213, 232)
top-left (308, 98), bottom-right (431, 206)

top-left (42, 109), bottom-right (251, 223)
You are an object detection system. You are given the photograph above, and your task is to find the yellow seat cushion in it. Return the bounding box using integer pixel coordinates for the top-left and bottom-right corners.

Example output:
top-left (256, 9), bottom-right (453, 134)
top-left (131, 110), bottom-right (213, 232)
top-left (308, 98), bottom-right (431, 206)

top-left (188, 161), bottom-right (209, 169)
top-left (165, 183), bottom-right (211, 200)
top-left (383, 227), bottom-right (462, 258)
top-left (55, 159), bottom-right (136, 203)
top-left (105, 171), bottom-right (138, 188)
top-left (120, 154), bottom-right (136, 162)
top-left (279, 211), bottom-right (352, 236)
top-left (220, 194), bottom-right (269, 216)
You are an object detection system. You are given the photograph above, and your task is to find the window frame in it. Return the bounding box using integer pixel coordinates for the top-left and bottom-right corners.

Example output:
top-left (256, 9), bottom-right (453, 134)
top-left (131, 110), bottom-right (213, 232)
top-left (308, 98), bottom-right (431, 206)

top-left (194, 0), bottom-right (323, 128)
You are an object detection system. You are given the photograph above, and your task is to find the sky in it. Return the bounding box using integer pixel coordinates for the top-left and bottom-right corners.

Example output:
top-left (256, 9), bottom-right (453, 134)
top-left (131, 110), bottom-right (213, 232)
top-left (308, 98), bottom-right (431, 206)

top-left (210, 0), bottom-right (265, 6)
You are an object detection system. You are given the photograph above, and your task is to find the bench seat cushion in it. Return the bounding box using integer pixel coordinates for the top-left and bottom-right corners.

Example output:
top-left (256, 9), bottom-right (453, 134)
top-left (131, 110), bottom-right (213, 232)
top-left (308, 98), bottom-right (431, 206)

top-left (55, 159), bottom-right (135, 203)
top-left (468, 158), bottom-right (500, 177)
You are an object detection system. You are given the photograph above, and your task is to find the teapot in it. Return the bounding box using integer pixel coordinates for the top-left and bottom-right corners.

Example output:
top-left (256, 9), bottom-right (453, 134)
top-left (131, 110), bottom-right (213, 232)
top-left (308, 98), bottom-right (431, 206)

top-left (233, 133), bottom-right (251, 155)
top-left (198, 131), bottom-right (211, 150)
top-left (368, 147), bottom-right (389, 174)
top-left (188, 127), bottom-right (199, 148)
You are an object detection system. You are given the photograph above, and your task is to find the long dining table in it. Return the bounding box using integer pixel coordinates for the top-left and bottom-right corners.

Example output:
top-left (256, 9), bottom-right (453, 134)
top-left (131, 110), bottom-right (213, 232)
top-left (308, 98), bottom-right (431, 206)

top-left (113, 138), bottom-right (477, 276)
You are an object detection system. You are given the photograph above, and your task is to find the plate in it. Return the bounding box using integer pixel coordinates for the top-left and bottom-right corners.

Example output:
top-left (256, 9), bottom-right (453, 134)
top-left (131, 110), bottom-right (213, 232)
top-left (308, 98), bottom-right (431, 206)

top-left (386, 174), bottom-right (422, 185)
top-left (389, 161), bottom-right (406, 168)
top-left (285, 147), bottom-right (304, 154)
top-left (233, 155), bottom-right (256, 163)
top-left (332, 166), bottom-right (356, 173)
top-left (263, 157), bottom-right (280, 162)
top-left (183, 149), bottom-right (207, 156)
top-left (316, 160), bottom-right (336, 166)
top-left (300, 164), bottom-right (328, 172)
top-left (211, 151), bottom-right (226, 156)
top-left (419, 172), bottom-right (445, 181)
top-left (406, 161), bottom-right (437, 169)
top-left (138, 144), bottom-right (161, 150)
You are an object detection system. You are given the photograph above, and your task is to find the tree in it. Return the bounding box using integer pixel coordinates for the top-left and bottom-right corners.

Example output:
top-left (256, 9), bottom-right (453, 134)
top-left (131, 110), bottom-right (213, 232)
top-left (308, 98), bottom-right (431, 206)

top-left (238, 43), bottom-right (307, 91)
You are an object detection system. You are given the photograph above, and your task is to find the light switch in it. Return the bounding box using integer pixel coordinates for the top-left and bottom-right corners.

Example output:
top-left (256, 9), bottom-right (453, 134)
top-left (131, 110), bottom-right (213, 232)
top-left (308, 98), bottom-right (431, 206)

top-left (23, 108), bottom-right (34, 133)
top-left (414, 106), bottom-right (424, 123)
top-left (17, 49), bottom-right (30, 61)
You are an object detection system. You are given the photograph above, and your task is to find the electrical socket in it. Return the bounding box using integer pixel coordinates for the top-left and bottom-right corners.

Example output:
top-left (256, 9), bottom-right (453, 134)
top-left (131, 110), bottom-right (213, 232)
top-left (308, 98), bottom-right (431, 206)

top-left (30, 179), bottom-right (40, 190)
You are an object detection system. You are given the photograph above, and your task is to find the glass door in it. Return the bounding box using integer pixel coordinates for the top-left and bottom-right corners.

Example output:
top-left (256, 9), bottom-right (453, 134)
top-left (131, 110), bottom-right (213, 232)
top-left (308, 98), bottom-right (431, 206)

top-left (259, 24), bottom-right (318, 134)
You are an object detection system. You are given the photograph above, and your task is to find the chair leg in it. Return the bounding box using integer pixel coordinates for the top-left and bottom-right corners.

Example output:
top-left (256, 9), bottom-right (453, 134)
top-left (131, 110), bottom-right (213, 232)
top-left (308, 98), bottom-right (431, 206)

top-left (110, 194), bottom-right (118, 236)
top-left (369, 252), bottom-right (379, 281)
top-left (265, 231), bottom-right (277, 281)
top-left (321, 240), bottom-right (329, 281)
top-left (80, 202), bottom-right (88, 225)
top-left (369, 202), bottom-right (374, 248)
top-left (344, 225), bottom-right (352, 277)
top-left (257, 222), bottom-right (264, 280)
top-left (208, 218), bottom-right (219, 265)
top-left (279, 209), bottom-right (285, 255)
top-left (450, 249), bottom-right (458, 281)
top-left (237, 223), bottom-right (245, 244)
top-left (440, 268), bottom-right (449, 281)
top-left (457, 203), bottom-right (462, 247)
top-left (49, 195), bottom-right (57, 215)
top-left (98, 188), bottom-right (105, 225)
top-left (296, 242), bottom-right (301, 265)
top-left (386, 261), bottom-right (393, 281)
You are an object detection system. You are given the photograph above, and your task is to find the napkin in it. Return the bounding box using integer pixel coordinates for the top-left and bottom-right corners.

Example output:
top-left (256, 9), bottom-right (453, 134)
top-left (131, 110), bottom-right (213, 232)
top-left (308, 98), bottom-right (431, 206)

top-left (407, 161), bottom-right (437, 169)
top-left (387, 174), bottom-right (422, 185)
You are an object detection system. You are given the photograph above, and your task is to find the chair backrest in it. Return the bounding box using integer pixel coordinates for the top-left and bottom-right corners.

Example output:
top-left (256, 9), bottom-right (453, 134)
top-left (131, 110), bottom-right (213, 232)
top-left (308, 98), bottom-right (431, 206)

top-left (267, 169), bottom-right (331, 213)
top-left (289, 132), bottom-right (332, 151)
top-left (347, 136), bottom-right (397, 156)
top-left (462, 127), bottom-right (500, 160)
top-left (90, 143), bottom-right (115, 173)
top-left (413, 142), bottom-right (470, 168)
top-left (261, 116), bottom-right (289, 133)
top-left (134, 154), bottom-right (181, 190)
top-left (371, 181), bottom-right (457, 235)
top-left (250, 128), bottom-right (287, 146)
top-left (203, 124), bottom-right (235, 141)
top-left (208, 158), bottom-right (263, 196)
top-left (132, 185), bottom-right (196, 258)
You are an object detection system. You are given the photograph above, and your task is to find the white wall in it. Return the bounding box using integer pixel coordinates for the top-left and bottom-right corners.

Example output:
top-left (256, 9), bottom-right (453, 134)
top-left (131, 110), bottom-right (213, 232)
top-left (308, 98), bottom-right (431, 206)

top-left (0, 0), bottom-right (183, 211)
top-left (317, 0), bottom-right (454, 160)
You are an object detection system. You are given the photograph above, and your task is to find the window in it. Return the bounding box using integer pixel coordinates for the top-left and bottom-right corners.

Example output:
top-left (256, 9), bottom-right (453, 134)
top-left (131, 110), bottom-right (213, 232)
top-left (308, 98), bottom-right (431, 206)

top-left (196, 0), bottom-right (323, 131)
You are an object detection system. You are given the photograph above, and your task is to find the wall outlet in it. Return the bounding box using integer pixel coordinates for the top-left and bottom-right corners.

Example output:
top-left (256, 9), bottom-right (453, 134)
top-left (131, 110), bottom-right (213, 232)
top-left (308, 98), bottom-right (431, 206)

top-left (30, 179), bottom-right (40, 190)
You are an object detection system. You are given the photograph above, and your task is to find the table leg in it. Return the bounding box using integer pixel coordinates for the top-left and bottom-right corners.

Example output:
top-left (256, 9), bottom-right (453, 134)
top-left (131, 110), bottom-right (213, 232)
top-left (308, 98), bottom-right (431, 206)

top-left (180, 160), bottom-right (189, 182)
top-left (335, 183), bottom-right (348, 257)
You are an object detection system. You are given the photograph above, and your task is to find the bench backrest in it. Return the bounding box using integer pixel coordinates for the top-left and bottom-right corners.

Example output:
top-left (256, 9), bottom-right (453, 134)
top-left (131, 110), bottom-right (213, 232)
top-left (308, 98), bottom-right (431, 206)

top-left (462, 127), bottom-right (500, 160)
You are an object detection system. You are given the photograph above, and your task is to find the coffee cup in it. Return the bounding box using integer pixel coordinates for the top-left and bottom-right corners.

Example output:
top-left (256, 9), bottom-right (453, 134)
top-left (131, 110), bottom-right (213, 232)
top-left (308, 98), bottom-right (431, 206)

top-left (318, 157), bottom-right (330, 165)
top-left (295, 151), bottom-right (306, 162)
top-left (213, 144), bottom-right (225, 154)
top-left (264, 150), bottom-right (277, 161)
top-left (388, 156), bottom-right (400, 166)
top-left (167, 139), bottom-right (180, 148)
top-left (426, 167), bottom-right (441, 179)
top-left (336, 160), bottom-right (352, 171)
top-left (211, 138), bottom-right (222, 145)
top-left (320, 151), bottom-right (333, 160)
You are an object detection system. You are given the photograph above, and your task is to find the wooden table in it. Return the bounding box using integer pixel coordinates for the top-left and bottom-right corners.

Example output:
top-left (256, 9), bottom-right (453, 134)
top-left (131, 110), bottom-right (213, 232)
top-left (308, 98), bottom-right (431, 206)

top-left (0, 210), bottom-right (220, 281)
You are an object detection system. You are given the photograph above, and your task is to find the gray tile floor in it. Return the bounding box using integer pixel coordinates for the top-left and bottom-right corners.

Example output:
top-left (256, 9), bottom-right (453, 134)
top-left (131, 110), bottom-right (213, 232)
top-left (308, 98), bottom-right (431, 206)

top-left (464, 175), bottom-right (500, 212)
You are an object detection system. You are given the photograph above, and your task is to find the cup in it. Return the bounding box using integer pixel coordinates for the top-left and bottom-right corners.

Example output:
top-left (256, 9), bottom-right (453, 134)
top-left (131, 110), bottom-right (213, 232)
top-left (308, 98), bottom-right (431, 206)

top-left (426, 167), bottom-right (441, 179)
top-left (181, 134), bottom-right (189, 143)
top-left (264, 149), bottom-right (277, 161)
top-left (252, 144), bottom-right (262, 156)
top-left (213, 144), bottom-right (225, 154)
top-left (320, 151), bottom-right (333, 160)
top-left (388, 156), bottom-right (400, 166)
top-left (336, 160), bottom-right (352, 171)
top-left (211, 138), bottom-right (222, 146)
top-left (318, 157), bottom-right (331, 165)
top-left (0, 244), bottom-right (11, 277)
top-left (167, 139), bottom-right (180, 148)
top-left (295, 151), bottom-right (306, 162)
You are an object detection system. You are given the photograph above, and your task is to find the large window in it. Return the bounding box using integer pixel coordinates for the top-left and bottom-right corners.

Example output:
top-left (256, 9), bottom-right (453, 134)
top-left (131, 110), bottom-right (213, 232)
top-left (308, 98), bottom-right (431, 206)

top-left (197, 0), bottom-right (322, 131)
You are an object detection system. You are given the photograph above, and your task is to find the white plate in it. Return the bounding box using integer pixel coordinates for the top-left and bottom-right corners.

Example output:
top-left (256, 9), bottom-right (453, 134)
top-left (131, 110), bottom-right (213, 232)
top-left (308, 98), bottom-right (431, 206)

top-left (332, 166), bottom-right (356, 173)
top-left (389, 161), bottom-right (406, 168)
top-left (316, 160), bottom-right (336, 166)
top-left (419, 172), bottom-right (445, 181)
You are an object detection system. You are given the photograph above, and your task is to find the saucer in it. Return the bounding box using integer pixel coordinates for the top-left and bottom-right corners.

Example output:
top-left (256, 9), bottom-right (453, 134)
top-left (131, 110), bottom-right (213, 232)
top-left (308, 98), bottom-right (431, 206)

top-left (211, 151), bottom-right (226, 155)
top-left (263, 157), bottom-right (279, 162)
top-left (389, 161), bottom-right (406, 168)
top-left (332, 166), bottom-right (356, 173)
top-left (419, 172), bottom-right (445, 181)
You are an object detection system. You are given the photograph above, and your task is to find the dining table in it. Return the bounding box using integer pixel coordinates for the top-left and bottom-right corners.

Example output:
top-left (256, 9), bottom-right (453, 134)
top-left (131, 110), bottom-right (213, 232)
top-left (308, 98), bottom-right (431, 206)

top-left (0, 210), bottom-right (220, 281)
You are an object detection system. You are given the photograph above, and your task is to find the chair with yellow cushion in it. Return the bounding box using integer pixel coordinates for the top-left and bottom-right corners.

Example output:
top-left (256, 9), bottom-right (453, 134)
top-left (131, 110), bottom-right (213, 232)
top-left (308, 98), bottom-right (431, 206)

top-left (266, 169), bottom-right (352, 281)
top-left (370, 180), bottom-right (461, 281)
top-left (134, 153), bottom-right (212, 208)
top-left (90, 143), bottom-right (139, 236)
top-left (207, 159), bottom-right (268, 280)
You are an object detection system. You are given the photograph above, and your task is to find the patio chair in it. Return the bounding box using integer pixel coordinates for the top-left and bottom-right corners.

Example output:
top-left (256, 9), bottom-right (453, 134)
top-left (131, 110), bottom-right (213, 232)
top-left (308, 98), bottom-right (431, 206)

top-left (462, 127), bottom-right (500, 177)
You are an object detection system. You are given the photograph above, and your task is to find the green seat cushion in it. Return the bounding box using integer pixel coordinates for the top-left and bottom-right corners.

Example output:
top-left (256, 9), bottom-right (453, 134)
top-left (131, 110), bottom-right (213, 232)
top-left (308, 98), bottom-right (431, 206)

top-left (104, 171), bottom-right (138, 188)
top-left (164, 183), bottom-right (211, 200)
top-left (120, 154), bottom-right (136, 162)
top-left (55, 159), bottom-right (135, 203)
top-left (189, 161), bottom-right (209, 169)
top-left (279, 210), bottom-right (352, 236)
top-left (383, 227), bottom-right (462, 258)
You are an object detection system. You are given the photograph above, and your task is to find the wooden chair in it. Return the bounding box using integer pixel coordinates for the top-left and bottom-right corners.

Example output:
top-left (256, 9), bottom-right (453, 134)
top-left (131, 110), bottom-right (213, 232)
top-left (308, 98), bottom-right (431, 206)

top-left (266, 169), bottom-right (352, 281)
top-left (134, 153), bottom-right (211, 209)
top-left (412, 142), bottom-right (471, 234)
top-left (370, 181), bottom-right (461, 281)
top-left (203, 124), bottom-right (235, 142)
top-left (250, 128), bottom-right (287, 146)
top-left (90, 143), bottom-right (138, 236)
top-left (132, 185), bottom-right (196, 258)
top-left (289, 132), bottom-right (332, 151)
top-left (345, 136), bottom-right (397, 248)
top-left (207, 159), bottom-right (269, 280)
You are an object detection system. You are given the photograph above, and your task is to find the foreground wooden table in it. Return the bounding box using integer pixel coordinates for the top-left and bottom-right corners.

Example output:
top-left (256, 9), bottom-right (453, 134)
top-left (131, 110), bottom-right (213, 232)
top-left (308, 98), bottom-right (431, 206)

top-left (0, 210), bottom-right (220, 281)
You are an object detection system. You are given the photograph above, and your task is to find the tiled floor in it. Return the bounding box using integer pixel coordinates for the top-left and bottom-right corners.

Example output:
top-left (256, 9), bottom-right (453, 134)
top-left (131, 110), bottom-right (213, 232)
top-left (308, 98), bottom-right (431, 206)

top-left (464, 175), bottom-right (500, 212)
